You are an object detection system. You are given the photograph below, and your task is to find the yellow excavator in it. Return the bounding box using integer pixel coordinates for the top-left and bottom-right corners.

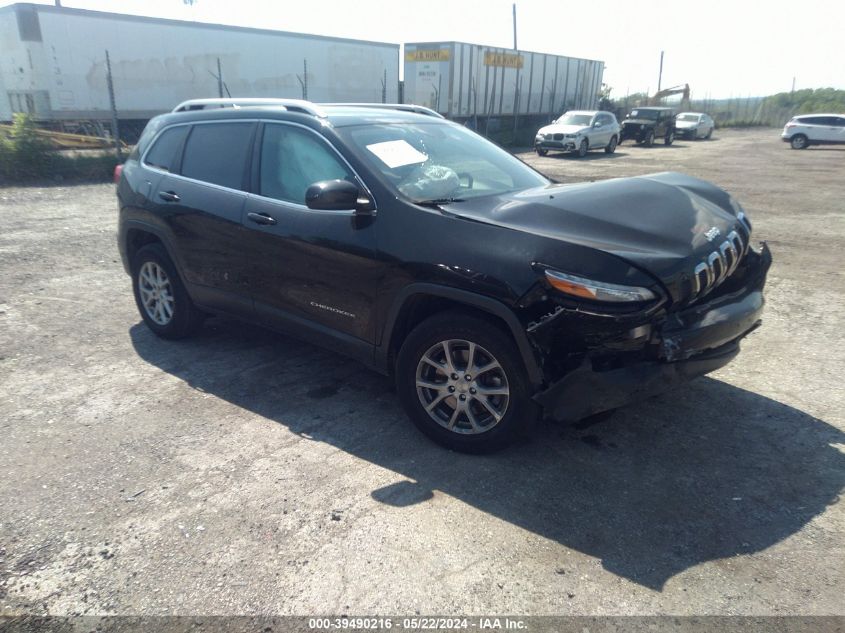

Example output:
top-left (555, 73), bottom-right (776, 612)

top-left (649, 84), bottom-right (691, 110)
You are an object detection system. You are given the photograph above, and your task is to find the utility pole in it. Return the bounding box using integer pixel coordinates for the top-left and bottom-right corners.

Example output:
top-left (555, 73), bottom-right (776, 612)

top-left (512, 3), bottom-right (517, 50)
top-left (105, 50), bottom-right (120, 160)
top-left (657, 50), bottom-right (664, 94)
top-left (791, 76), bottom-right (796, 93)
top-left (216, 58), bottom-right (223, 98)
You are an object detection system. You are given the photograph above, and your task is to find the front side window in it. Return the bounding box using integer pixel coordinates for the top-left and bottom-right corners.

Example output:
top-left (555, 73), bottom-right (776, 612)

top-left (259, 124), bottom-right (354, 204)
top-left (181, 122), bottom-right (254, 190)
top-left (144, 125), bottom-right (188, 172)
top-left (338, 121), bottom-right (549, 204)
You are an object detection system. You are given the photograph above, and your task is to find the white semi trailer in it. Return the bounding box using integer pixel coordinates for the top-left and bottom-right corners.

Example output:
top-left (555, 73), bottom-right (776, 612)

top-left (0, 3), bottom-right (400, 125)
top-left (404, 41), bottom-right (604, 120)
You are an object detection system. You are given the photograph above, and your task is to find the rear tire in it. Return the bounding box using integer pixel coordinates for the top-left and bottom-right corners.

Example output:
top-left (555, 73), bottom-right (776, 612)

top-left (395, 311), bottom-right (535, 453)
top-left (604, 135), bottom-right (618, 154)
top-left (664, 130), bottom-right (674, 145)
top-left (790, 134), bottom-right (808, 150)
top-left (131, 243), bottom-right (203, 339)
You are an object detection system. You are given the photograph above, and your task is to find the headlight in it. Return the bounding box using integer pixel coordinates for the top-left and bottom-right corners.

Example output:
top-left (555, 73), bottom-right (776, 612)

top-left (729, 197), bottom-right (753, 232)
top-left (545, 270), bottom-right (656, 302)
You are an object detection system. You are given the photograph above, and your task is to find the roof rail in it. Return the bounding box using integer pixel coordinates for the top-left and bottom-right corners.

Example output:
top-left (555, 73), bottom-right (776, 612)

top-left (171, 98), bottom-right (327, 117)
top-left (319, 103), bottom-right (445, 119)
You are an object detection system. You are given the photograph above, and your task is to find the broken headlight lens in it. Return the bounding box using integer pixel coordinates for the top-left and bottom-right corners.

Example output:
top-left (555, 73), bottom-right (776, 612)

top-left (545, 270), bottom-right (656, 302)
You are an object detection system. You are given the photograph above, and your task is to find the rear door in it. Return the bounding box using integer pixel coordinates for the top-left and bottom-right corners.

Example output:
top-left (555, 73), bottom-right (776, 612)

top-left (154, 121), bottom-right (257, 314)
top-left (242, 121), bottom-right (380, 347)
top-left (798, 116), bottom-right (827, 142)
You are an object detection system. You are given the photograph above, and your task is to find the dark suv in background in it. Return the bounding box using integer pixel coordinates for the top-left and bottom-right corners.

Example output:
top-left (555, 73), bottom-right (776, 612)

top-left (620, 106), bottom-right (676, 146)
top-left (117, 99), bottom-right (770, 452)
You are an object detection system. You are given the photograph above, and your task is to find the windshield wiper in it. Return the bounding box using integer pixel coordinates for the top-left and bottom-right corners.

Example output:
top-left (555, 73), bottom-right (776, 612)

top-left (415, 197), bottom-right (465, 207)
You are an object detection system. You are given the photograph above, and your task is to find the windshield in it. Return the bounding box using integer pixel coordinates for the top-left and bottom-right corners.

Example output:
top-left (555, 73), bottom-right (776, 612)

top-left (677, 114), bottom-right (701, 122)
top-left (555, 113), bottom-right (593, 126)
top-left (338, 122), bottom-right (549, 203)
top-left (629, 109), bottom-right (659, 120)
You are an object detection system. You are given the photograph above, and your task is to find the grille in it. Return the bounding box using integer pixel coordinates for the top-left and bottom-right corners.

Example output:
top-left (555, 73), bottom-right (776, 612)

top-left (690, 217), bottom-right (751, 301)
top-left (553, 133), bottom-right (564, 140)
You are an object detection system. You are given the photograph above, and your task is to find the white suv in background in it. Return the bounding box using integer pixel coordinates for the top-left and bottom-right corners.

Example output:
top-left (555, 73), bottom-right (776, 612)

top-left (782, 114), bottom-right (845, 149)
top-left (675, 112), bottom-right (714, 140)
top-left (535, 110), bottom-right (621, 158)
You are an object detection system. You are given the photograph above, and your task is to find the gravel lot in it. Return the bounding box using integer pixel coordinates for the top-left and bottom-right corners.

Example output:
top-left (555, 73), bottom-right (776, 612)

top-left (1, 128), bottom-right (843, 616)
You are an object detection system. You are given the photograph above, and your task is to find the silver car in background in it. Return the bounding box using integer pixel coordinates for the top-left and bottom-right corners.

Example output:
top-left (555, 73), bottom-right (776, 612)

top-left (534, 110), bottom-right (621, 157)
top-left (675, 112), bottom-right (715, 140)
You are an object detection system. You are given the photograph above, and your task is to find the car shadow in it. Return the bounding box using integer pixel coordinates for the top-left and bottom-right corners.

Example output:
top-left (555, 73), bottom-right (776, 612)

top-left (129, 318), bottom-right (845, 592)
top-left (547, 151), bottom-right (628, 161)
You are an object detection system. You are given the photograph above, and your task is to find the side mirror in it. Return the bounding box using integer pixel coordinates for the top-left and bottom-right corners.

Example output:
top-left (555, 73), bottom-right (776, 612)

top-left (593, 121), bottom-right (602, 127)
top-left (305, 179), bottom-right (375, 215)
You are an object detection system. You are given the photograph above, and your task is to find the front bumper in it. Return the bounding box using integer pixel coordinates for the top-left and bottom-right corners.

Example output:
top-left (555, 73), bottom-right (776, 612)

top-left (533, 243), bottom-right (772, 421)
top-left (536, 137), bottom-right (578, 151)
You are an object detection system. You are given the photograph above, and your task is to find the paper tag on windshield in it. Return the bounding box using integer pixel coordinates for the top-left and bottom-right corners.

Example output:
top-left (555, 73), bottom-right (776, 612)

top-left (366, 140), bottom-right (428, 168)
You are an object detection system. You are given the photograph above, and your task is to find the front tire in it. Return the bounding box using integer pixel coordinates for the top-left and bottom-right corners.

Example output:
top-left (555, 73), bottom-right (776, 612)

top-left (575, 139), bottom-right (589, 157)
top-left (790, 134), bottom-right (808, 150)
top-left (705, 127), bottom-right (713, 140)
top-left (535, 147), bottom-right (548, 156)
top-left (132, 243), bottom-right (203, 339)
top-left (605, 135), bottom-right (618, 154)
top-left (395, 312), bottom-right (535, 453)
top-left (644, 130), bottom-right (655, 147)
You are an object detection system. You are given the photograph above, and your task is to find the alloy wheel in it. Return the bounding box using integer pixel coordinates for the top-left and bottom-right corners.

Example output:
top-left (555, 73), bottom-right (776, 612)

top-left (415, 339), bottom-right (510, 435)
top-left (138, 261), bottom-right (175, 325)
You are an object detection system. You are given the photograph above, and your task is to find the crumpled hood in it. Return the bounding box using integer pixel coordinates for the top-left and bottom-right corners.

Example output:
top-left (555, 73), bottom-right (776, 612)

top-left (448, 172), bottom-right (744, 302)
top-left (537, 123), bottom-right (589, 136)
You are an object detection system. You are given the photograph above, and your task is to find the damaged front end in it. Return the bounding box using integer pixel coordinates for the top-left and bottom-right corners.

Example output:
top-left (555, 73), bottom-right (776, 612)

top-left (527, 243), bottom-right (772, 422)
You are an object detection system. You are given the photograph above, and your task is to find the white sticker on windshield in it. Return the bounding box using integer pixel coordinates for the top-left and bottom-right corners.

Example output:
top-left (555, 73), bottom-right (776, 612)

top-left (366, 140), bottom-right (428, 169)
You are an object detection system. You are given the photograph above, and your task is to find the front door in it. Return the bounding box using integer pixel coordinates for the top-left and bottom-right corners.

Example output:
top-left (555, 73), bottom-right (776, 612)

top-left (242, 122), bottom-right (380, 346)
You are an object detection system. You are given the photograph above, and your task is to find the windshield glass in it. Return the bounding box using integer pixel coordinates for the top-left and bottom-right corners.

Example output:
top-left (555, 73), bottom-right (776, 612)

top-left (555, 113), bottom-right (593, 126)
top-left (338, 122), bottom-right (549, 203)
top-left (629, 109), bottom-right (659, 120)
top-left (677, 114), bottom-right (701, 122)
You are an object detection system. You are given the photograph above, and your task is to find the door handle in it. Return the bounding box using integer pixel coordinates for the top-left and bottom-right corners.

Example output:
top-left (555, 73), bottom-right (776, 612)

top-left (158, 190), bottom-right (180, 202)
top-left (247, 212), bottom-right (277, 226)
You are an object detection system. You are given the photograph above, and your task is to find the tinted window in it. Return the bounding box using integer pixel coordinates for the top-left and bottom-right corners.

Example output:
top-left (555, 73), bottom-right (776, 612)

top-left (797, 116), bottom-right (825, 126)
top-left (259, 124), bottom-right (354, 204)
top-left (144, 126), bottom-right (188, 171)
top-left (181, 123), bottom-right (254, 190)
top-left (834, 117), bottom-right (845, 127)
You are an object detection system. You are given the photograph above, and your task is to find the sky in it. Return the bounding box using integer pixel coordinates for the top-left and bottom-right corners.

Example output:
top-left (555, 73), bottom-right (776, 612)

top-left (4, 0), bottom-right (844, 99)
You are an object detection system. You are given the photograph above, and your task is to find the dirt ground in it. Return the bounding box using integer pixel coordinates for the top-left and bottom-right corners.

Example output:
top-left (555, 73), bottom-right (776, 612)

top-left (0, 128), bottom-right (843, 616)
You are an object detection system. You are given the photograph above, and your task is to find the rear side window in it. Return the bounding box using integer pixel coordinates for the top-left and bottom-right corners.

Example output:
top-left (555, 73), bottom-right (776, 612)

top-left (259, 124), bottom-right (354, 204)
top-left (144, 126), bottom-right (188, 172)
top-left (181, 123), bottom-right (255, 190)
top-left (797, 116), bottom-right (824, 126)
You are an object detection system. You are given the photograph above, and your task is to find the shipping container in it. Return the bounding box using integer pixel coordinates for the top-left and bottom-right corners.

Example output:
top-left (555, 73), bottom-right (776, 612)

top-left (0, 3), bottom-right (400, 123)
top-left (404, 42), bottom-right (605, 120)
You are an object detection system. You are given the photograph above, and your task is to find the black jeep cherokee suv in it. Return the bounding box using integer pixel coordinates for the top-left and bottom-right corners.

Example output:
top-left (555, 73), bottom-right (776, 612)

top-left (619, 106), bottom-right (676, 146)
top-left (117, 100), bottom-right (770, 453)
